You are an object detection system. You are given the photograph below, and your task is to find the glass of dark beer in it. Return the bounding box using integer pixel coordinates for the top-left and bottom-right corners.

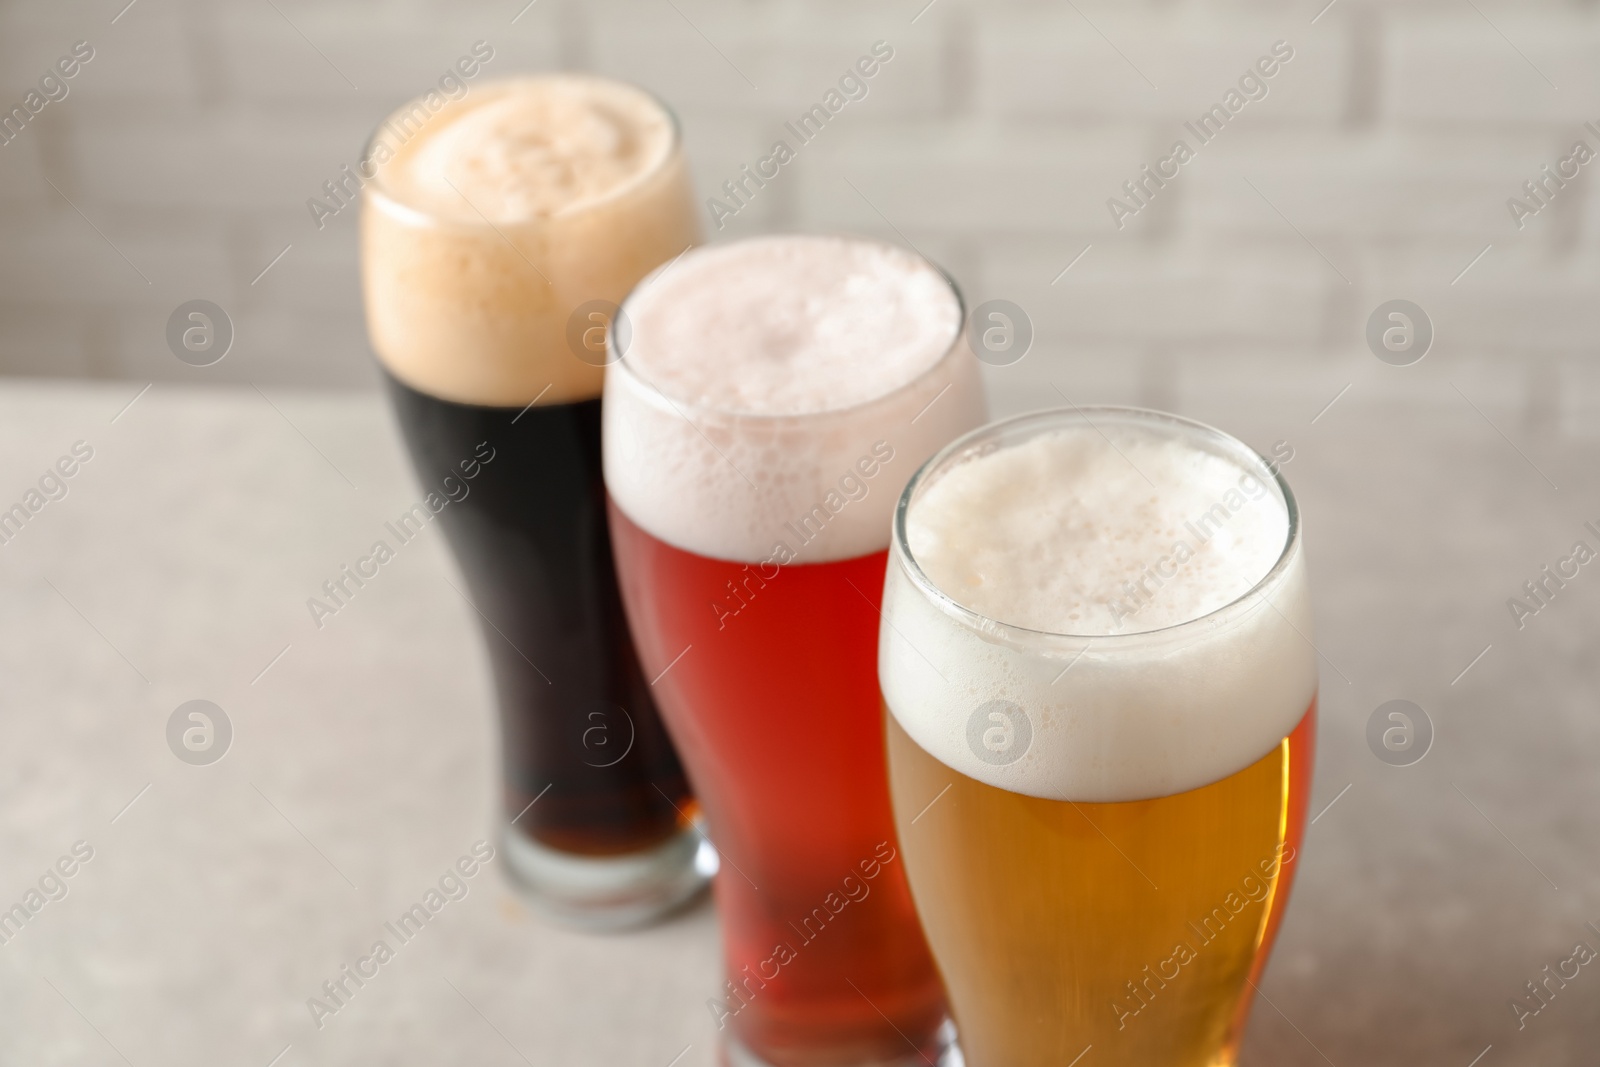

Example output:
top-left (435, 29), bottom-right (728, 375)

top-left (359, 75), bottom-right (706, 928)
top-left (604, 235), bottom-right (988, 1064)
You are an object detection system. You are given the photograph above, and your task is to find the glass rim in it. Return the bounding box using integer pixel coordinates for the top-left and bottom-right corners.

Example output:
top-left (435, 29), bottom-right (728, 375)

top-left (608, 233), bottom-right (970, 424)
top-left (890, 405), bottom-right (1303, 647)
top-left (359, 73), bottom-right (685, 231)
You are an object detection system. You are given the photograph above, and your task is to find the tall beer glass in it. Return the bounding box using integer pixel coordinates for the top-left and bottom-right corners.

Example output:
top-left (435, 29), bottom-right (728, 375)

top-left (604, 235), bottom-right (987, 1065)
top-left (360, 76), bottom-right (706, 928)
top-left (881, 408), bottom-right (1317, 1067)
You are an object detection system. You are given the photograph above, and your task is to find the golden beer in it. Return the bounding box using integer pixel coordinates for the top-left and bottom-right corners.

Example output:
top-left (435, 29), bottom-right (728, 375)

top-left (886, 704), bottom-right (1314, 1066)
top-left (879, 408), bottom-right (1318, 1067)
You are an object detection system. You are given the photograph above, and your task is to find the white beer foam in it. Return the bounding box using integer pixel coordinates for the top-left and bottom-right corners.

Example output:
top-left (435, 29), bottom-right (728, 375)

top-left (362, 76), bottom-right (696, 407)
top-left (603, 235), bottom-right (985, 563)
top-left (880, 417), bottom-right (1318, 803)
top-left (910, 428), bottom-right (1290, 636)
top-left (381, 76), bottom-right (674, 224)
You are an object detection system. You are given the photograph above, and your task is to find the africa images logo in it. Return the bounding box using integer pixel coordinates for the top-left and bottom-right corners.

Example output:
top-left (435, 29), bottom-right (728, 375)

top-left (967, 700), bottom-right (1032, 767)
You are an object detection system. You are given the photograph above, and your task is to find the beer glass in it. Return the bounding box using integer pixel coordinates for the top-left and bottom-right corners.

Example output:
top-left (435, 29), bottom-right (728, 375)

top-left (360, 76), bottom-right (706, 928)
top-left (604, 235), bottom-right (987, 1065)
top-left (881, 408), bottom-right (1316, 1067)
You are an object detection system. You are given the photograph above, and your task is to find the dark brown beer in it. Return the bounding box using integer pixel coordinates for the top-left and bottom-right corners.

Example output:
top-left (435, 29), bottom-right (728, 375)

top-left (384, 374), bottom-right (691, 857)
top-left (360, 75), bottom-right (705, 926)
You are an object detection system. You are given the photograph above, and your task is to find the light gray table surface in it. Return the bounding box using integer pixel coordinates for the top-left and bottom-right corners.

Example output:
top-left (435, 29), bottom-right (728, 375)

top-left (2, 361), bottom-right (1598, 1066)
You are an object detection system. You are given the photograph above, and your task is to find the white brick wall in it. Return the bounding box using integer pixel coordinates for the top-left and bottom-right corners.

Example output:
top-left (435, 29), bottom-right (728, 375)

top-left (0, 0), bottom-right (1595, 391)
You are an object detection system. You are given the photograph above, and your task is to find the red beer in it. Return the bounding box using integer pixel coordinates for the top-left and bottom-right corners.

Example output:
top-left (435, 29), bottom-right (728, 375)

top-left (601, 235), bottom-right (987, 1065)
top-left (610, 516), bottom-right (943, 1061)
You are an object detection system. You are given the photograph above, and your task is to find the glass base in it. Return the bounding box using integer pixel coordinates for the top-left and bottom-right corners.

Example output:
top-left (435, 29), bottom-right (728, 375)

top-left (499, 818), bottom-right (714, 932)
top-left (722, 1018), bottom-right (963, 1067)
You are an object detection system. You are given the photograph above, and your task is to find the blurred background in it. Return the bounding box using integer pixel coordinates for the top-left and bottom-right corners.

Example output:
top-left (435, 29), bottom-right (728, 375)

top-left (5, 2), bottom-right (1600, 1065)
top-left (1, 0), bottom-right (1595, 413)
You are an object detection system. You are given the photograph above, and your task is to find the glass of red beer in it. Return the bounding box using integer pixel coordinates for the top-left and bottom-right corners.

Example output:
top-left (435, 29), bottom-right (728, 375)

top-left (603, 235), bottom-right (986, 1065)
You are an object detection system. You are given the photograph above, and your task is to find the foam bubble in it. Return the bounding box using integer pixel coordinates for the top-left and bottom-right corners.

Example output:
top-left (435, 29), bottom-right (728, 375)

top-left (603, 235), bottom-right (986, 563)
top-left (621, 237), bottom-right (967, 416)
top-left (880, 411), bottom-right (1317, 802)
top-left (910, 426), bottom-right (1289, 636)
top-left (379, 77), bottom-right (674, 224)
top-left (361, 76), bottom-right (696, 407)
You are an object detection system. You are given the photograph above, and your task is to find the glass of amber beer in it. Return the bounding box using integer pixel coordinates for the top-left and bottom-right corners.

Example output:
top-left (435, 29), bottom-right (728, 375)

top-left (604, 235), bottom-right (986, 1065)
top-left (881, 407), bottom-right (1316, 1067)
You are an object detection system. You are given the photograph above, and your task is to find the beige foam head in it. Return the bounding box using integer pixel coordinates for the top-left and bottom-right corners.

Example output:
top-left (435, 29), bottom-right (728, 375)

top-left (603, 234), bottom-right (987, 563)
top-left (880, 408), bottom-right (1318, 802)
top-left (361, 75), bottom-right (697, 407)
